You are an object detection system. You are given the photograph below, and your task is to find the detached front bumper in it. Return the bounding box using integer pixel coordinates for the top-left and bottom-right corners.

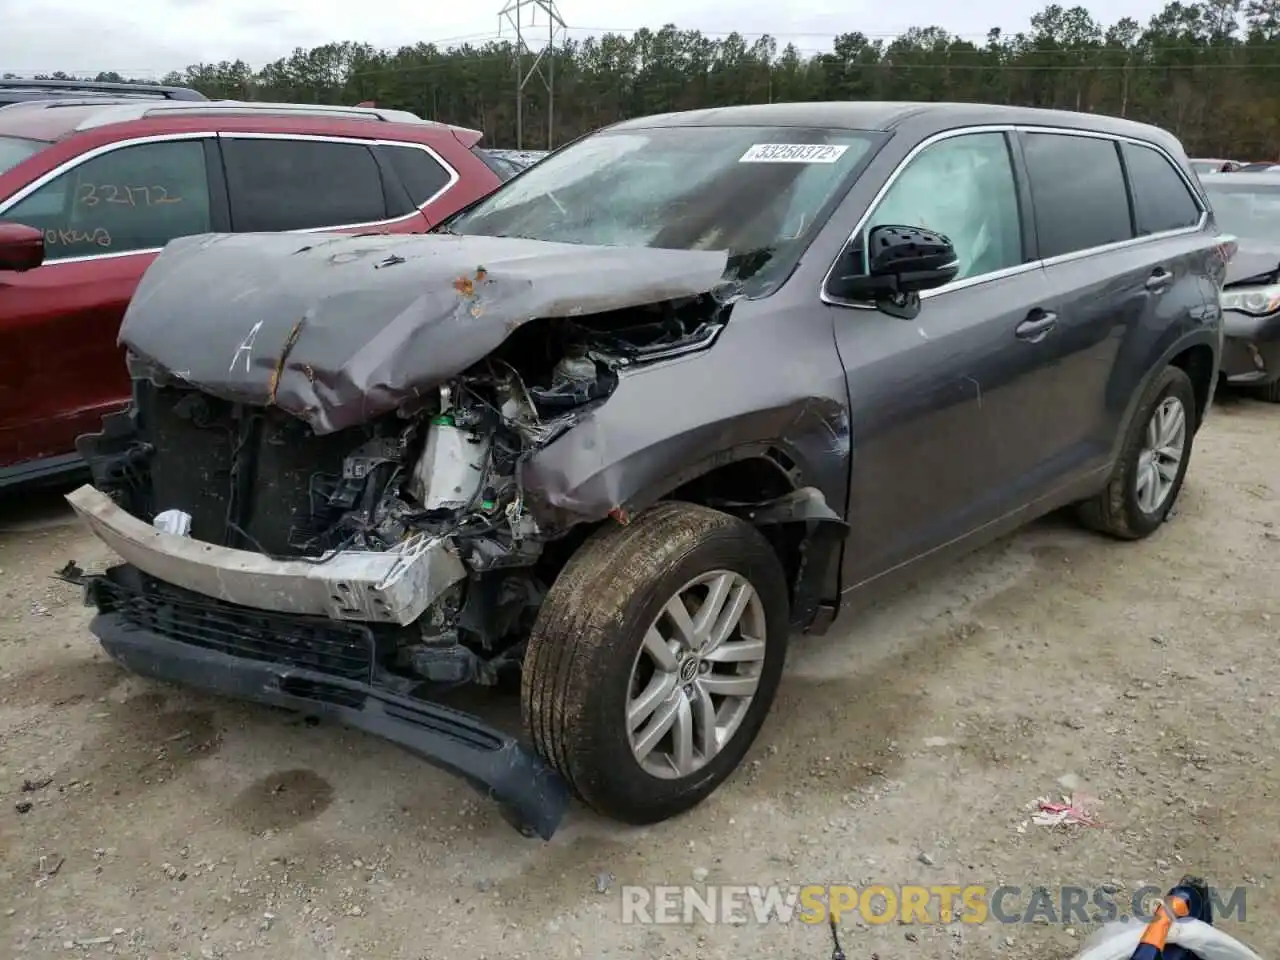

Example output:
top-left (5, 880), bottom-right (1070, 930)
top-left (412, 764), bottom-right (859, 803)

top-left (71, 565), bottom-right (570, 839)
top-left (65, 484), bottom-right (467, 625)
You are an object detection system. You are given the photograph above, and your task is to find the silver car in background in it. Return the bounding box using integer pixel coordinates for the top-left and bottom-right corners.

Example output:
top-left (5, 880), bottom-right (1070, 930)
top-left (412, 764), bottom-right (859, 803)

top-left (1200, 171), bottom-right (1280, 402)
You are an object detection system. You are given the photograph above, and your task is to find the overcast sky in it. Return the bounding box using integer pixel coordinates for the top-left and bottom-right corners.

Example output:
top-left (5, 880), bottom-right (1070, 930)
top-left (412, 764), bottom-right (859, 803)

top-left (2, 0), bottom-right (1174, 78)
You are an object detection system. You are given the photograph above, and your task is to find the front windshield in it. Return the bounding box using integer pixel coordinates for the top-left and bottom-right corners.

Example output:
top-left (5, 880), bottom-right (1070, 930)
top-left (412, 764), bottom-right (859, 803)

top-left (1203, 181), bottom-right (1280, 243)
top-left (0, 135), bottom-right (46, 176)
top-left (446, 125), bottom-right (880, 293)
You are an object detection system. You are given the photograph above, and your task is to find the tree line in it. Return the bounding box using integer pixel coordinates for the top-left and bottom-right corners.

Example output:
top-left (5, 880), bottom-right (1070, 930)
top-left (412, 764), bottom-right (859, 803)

top-left (10, 1), bottom-right (1280, 158)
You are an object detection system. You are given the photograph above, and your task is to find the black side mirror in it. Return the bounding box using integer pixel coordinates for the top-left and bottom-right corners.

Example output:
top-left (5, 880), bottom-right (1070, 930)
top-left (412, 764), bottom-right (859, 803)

top-left (827, 224), bottom-right (959, 320)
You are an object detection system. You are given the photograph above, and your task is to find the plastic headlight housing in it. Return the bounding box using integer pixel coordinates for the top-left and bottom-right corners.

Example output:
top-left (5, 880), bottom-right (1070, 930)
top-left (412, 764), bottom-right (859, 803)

top-left (1220, 284), bottom-right (1280, 316)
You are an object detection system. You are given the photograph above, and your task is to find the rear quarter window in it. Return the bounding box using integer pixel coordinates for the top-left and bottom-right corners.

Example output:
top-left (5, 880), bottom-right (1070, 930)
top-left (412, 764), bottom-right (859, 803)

top-left (381, 144), bottom-right (455, 206)
top-left (1022, 132), bottom-right (1134, 259)
top-left (1122, 142), bottom-right (1202, 235)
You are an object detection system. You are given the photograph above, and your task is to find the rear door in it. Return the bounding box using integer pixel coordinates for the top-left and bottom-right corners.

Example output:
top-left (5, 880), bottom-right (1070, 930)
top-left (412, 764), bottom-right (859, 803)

top-left (0, 135), bottom-right (222, 476)
top-left (1020, 130), bottom-right (1206, 479)
top-left (216, 135), bottom-right (435, 235)
top-left (1014, 130), bottom-right (1141, 483)
top-left (1118, 138), bottom-right (1216, 380)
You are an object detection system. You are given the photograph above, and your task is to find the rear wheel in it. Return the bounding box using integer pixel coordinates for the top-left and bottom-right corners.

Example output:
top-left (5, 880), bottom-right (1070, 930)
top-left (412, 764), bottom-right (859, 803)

top-left (1077, 365), bottom-right (1197, 540)
top-left (521, 501), bottom-right (790, 824)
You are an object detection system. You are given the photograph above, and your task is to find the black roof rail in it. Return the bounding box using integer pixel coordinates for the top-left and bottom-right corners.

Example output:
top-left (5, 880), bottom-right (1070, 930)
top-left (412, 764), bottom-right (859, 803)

top-left (0, 79), bottom-right (207, 102)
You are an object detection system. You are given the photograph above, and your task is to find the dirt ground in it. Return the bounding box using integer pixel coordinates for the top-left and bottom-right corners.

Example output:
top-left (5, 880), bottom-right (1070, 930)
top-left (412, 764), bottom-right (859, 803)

top-left (0, 394), bottom-right (1276, 960)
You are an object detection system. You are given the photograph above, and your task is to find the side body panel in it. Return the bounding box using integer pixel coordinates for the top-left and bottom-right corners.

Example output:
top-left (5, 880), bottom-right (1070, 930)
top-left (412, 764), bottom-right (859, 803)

top-left (0, 250), bottom-right (161, 471)
top-left (831, 265), bottom-right (1061, 585)
top-left (0, 134), bottom-right (225, 477)
top-left (1039, 228), bottom-right (1220, 464)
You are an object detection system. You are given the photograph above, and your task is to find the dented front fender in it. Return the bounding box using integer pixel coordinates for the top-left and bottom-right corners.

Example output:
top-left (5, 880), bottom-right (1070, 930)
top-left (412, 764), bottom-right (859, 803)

top-left (520, 299), bottom-right (853, 535)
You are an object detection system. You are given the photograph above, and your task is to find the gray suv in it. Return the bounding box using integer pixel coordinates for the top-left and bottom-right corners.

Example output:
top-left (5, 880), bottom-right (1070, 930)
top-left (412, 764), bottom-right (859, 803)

top-left (63, 102), bottom-right (1227, 838)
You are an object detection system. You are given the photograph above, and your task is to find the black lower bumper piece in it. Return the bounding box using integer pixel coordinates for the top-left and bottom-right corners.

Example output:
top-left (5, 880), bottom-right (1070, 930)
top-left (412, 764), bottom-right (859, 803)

top-left (86, 607), bottom-right (570, 840)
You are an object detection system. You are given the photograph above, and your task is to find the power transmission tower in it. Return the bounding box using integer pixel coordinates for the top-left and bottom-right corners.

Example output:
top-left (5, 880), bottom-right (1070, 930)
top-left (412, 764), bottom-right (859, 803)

top-left (498, 0), bottom-right (566, 150)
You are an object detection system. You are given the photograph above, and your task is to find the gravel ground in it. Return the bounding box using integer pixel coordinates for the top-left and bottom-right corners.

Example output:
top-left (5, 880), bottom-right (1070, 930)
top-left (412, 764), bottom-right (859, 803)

top-left (0, 394), bottom-right (1276, 960)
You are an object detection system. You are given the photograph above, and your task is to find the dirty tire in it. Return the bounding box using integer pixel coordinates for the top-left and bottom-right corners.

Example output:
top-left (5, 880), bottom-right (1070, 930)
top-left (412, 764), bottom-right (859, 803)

top-left (1077, 365), bottom-right (1198, 540)
top-left (522, 501), bottom-right (790, 825)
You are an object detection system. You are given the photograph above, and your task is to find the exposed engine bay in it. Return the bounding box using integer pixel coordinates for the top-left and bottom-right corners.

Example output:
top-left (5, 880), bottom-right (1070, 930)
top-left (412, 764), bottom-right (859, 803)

top-left (78, 296), bottom-right (727, 691)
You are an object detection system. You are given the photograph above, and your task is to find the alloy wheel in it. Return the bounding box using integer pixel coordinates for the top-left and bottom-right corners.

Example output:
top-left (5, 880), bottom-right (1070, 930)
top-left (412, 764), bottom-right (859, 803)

top-left (1135, 395), bottom-right (1187, 514)
top-left (625, 570), bottom-right (768, 779)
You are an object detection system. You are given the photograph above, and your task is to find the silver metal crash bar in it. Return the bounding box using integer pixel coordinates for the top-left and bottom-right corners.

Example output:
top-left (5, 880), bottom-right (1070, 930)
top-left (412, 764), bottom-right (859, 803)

top-left (65, 485), bottom-right (465, 625)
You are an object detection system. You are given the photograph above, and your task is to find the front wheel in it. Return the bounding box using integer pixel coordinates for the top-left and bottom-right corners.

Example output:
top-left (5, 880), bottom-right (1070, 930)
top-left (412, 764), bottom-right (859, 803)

top-left (521, 501), bottom-right (790, 824)
top-left (1077, 365), bottom-right (1198, 540)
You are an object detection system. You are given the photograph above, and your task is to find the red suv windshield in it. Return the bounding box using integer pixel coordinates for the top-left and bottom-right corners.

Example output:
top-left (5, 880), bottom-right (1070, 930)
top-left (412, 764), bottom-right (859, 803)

top-left (0, 136), bottom-right (45, 175)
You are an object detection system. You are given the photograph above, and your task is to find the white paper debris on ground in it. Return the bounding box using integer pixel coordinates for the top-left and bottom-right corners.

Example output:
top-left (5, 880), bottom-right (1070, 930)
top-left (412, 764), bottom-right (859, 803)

top-left (1031, 794), bottom-right (1101, 827)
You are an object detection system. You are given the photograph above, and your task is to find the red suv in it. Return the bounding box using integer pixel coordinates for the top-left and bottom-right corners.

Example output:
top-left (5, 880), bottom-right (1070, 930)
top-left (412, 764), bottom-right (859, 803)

top-left (0, 99), bottom-right (506, 488)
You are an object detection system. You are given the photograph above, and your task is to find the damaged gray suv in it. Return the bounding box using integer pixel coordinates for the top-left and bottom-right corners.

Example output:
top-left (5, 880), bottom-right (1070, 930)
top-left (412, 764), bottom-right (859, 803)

top-left (63, 102), bottom-right (1228, 839)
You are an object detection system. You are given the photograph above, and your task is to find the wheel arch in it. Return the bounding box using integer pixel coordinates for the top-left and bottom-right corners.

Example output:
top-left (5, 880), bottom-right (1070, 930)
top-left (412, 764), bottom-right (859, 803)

top-left (1109, 328), bottom-right (1219, 466)
top-left (644, 446), bottom-right (847, 632)
top-left (1168, 341), bottom-right (1217, 426)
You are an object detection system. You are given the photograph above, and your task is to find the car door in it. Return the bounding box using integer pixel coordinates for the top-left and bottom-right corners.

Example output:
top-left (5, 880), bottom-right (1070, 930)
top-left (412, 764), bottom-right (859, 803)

top-left (1019, 130), bottom-right (1201, 479)
top-left (0, 135), bottom-right (221, 476)
top-left (217, 135), bottom-right (431, 235)
top-left (1115, 138), bottom-right (1215, 416)
top-left (828, 129), bottom-right (1061, 587)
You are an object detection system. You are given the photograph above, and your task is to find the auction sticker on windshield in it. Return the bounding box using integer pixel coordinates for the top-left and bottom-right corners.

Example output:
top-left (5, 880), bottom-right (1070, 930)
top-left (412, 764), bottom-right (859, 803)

top-left (739, 143), bottom-right (850, 163)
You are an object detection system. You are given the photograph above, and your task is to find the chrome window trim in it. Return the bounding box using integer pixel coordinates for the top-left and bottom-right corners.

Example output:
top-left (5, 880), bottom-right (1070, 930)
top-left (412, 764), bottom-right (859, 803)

top-left (1022, 126), bottom-right (1207, 268)
top-left (216, 132), bottom-right (461, 232)
top-left (0, 131), bottom-right (460, 267)
top-left (0, 131), bottom-right (215, 266)
top-left (0, 131), bottom-right (212, 214)
top-left (821, 123), bottom-right (1208, 309)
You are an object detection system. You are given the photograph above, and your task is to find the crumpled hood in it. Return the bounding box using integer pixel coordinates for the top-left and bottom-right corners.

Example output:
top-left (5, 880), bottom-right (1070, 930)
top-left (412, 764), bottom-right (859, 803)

top-left (120, 231), bottom-right (730, 434)
top-left (1225, 242), bottom-right (1280, 286)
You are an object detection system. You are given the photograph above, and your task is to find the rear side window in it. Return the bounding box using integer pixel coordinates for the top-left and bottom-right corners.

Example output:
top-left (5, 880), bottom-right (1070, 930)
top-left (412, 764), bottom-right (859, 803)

top-left (1122, 142), bottom-right (1202, 235)
top-left (381, 144), bottom-right (454, 205)
top-left (1022, 133), bottom-right (1133, 259)
top-left (221, 138), bottom-right (388, 231)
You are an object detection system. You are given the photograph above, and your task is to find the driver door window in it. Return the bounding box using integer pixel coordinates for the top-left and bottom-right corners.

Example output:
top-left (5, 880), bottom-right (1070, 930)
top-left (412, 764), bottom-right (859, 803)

top-left (2, 138), bottom-right (212, 261)
top-left (864, 132), bottom-right (1023, 285)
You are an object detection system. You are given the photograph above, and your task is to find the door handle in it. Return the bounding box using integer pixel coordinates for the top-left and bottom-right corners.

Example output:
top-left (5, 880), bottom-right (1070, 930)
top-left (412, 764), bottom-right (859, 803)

top-left (1146, 268), bottom-right (1173, 292)
top-left (1015, 310), bottom-right (1058, 342)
